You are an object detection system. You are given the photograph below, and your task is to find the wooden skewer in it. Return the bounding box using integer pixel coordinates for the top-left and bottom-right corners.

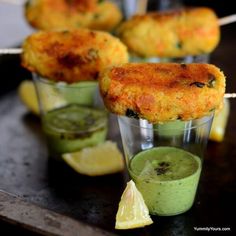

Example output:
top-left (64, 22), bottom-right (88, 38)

top-left (0, 48), bottom-right (23, 54)
top-left (224, 93), bottom-right (236, 98)
top-left (0, 0), bottom-right (25, 5)
top-left (0, 48), bottom-right (235, 99)
top-left (218, 14), bottom-right (236, 26)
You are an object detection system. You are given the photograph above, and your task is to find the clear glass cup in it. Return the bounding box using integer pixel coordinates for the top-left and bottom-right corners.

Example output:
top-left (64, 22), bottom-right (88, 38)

top-left (118, 114), bottom-right (214, 216)
top-left (129, 53), bottom-right (210, 63)
top-left (117, 0), bottom-right (183, 19)
top-left (33, 74), bottom-right (108, 160)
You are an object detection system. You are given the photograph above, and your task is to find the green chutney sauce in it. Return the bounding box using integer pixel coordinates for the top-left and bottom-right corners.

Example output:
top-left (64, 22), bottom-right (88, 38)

top-left (42, 104), bottom-right (108, 160)
top-left (129, 146), bottom-right (201, 216)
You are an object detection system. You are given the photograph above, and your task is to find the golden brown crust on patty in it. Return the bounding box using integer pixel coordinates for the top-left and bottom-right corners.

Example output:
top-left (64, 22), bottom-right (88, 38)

top-left (21, 29), bottom-right (128, 83)
top-left (99, 63), bottom-right (225, 123)
top-left (116, 7), bottom-right (220, 58)
top-left (25, 0), bottom-right (122, 31)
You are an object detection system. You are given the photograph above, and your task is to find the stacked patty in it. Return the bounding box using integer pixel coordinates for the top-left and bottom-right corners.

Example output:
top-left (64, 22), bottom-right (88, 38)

top-left (117, 7), bottom-right (220, 58)
top-left (99, 63), bottom-right (225, 123)
top-left (21, 29), bottom-right (128, 83)
top-left (25, 0), bottom-right (122, 31)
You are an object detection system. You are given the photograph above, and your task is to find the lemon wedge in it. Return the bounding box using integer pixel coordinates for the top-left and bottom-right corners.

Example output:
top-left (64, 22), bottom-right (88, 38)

top-left (18, 80), bottom-right (39, 115)
top-left (209, 98), bottom-right (230, 142)
top-left (115, 180), bottom-right (153, 230)
top-left (62, 141), bottom-right (124, 176)
top-left (18, 80), bottom-right (66, 115)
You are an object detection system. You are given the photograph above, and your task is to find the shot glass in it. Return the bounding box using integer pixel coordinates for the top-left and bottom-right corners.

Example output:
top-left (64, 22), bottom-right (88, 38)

top-left (33, 74), bottom-right (108, 160)
top-left (118, 114), bottom-right (214, 216)
top-left (129, 53), bottom-right (210, 63)
top-left (118, 0), bottom-right (183, 20)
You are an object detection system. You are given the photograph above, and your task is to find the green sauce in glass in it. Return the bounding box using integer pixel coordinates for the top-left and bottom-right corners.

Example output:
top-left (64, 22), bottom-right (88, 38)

top-left (129, 147), bottom-right (201, 216)
top-left (42, 104), bottom-right (108, 160)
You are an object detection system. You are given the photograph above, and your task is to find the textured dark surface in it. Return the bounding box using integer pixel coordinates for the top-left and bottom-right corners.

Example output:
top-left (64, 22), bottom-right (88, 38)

top-left (1, 21), bottom-right (236, 236)
top-left (0, 190), bottom-right (117, 236)
top-left (1, 93), bottom-right (236, 235)
top-left (0, 92), bottom-right (127, 234)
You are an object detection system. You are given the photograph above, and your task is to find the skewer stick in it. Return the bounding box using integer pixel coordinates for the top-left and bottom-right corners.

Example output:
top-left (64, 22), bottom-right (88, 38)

top-left (224, 93), bottom-right (236, 98)
top-left (0, 0), bottom-right (25, 5)
top-left (0, 48), bottom-right (23, 54)
top-left (218, 14), bottom-right (236, 26)
top-left (0, 48), bottom-right (235, 99)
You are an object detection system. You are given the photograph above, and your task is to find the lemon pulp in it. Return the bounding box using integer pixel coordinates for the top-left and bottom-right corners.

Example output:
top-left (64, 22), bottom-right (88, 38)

top-left (18, 80), bottom-right (66, 115)
top-left (18, 80), bottom-right (39, 115)
top-left (115, 180), bottom-right (153, 230)
top-left (209, 98), bottom-right (230, 142)
top-left (62, 141), bottom-right (124, 176)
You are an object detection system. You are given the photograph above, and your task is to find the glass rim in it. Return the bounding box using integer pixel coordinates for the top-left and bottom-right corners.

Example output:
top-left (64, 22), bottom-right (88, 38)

top-left (32, 73), bottom-right (98, 89)
top-left (129, 53), bottom-right (210, 61)
top-left (118, 112), bottom-right (214, 131)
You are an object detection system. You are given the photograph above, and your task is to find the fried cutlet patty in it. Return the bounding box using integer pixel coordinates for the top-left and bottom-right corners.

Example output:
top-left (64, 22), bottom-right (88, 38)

top-left (21, 29), bottom-right (128, 83)
top-left (25, 0), bottom-right (122, 31)
top-left (116, 7), bottom-right (220, 58)
top-left (99, 63), bottom-right (225, 123)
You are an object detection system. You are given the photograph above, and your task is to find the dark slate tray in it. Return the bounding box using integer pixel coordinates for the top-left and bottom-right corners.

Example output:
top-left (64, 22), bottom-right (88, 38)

top-left (0, 24), bottom-right (236, 235)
